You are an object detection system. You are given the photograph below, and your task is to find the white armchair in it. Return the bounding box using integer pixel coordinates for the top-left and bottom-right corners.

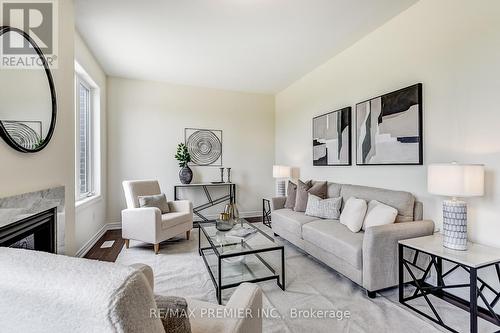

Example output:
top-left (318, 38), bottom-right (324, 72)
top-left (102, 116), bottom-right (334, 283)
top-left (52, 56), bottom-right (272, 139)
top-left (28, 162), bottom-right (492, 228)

top-left (122, 180), bottom-right (193, 254)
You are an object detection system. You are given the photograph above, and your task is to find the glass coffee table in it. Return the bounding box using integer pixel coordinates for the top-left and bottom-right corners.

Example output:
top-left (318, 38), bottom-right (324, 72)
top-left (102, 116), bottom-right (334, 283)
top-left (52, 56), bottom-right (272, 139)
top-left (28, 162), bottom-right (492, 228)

top-left (198, 220), bottom-right (285, 304)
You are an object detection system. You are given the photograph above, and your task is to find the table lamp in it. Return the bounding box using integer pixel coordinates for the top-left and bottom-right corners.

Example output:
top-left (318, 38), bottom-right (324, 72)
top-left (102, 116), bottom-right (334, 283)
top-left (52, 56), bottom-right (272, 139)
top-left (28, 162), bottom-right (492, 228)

top-left (273, 165), bottom-right (291, 197)
top-left (428, 162), bottom-right (484, 250)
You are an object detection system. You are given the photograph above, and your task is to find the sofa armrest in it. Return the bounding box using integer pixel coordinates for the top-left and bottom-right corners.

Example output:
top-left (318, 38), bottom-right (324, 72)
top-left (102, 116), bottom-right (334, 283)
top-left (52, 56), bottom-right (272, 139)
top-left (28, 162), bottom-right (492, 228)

top-left (271, 196), bottom-right (286, 211)
top-left (168, 200), bottom-right (193, 213)
top-left (130, 263), bottom-right (154, 291)
top-left (122, 207), bottom-right (162, 243)
top-left (226, 283), bottom-right (262, 333)
top-left (187, 283), bottom-right (262, 333)
top-left (362, 220), bottom-right (435, 292)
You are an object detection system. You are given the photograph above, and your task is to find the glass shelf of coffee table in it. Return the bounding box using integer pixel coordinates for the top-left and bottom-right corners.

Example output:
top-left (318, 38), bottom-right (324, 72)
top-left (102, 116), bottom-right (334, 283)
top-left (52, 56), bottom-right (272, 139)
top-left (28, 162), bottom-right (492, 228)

top-left (198, 220), bottom-right (285, 304)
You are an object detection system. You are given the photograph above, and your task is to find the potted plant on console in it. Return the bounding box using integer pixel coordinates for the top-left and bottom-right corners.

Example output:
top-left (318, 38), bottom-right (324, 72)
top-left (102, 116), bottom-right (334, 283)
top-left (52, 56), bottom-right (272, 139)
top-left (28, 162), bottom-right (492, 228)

top-left (175, 143), bottom-right (193, 184)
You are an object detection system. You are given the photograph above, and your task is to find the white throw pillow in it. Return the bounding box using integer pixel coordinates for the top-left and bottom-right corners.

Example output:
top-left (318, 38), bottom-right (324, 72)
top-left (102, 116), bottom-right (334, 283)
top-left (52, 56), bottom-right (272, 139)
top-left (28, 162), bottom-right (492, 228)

top-left (340, 197), bottom-right (367, 233)
top-left (362, 200), bottom-right (398, 230)
top-left (305, 194), bottom-right (342, 219)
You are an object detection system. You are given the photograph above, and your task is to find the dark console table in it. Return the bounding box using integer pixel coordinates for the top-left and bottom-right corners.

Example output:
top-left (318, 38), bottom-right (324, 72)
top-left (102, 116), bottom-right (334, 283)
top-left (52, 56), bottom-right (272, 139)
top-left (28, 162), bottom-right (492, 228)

top-left (399, 234), bottom-right (500, 333)
top-left (174, 183), bottom-right (236, 222)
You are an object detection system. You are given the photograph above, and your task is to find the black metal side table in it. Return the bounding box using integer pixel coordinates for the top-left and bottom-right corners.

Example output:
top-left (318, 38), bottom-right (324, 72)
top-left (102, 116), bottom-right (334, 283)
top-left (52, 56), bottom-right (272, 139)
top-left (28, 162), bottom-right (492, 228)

top-left (399, 234), bottom-right (500, 333)
top-left (262, 198), bottom-right (271, 228)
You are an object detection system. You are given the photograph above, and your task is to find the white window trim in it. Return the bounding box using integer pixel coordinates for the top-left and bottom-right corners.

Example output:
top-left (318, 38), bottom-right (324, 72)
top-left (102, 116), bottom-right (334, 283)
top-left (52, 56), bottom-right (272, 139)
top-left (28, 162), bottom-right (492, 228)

top-left (75, 61), bottom-right (101, 206)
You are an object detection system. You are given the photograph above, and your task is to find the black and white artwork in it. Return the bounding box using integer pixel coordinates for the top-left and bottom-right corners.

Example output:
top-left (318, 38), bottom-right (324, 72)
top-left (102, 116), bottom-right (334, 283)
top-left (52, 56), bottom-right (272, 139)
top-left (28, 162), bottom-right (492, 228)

top-left (2, 120), bottom-right (42, 150)
top-left (356, 84), bottom-right (422, 165)
top-left (185, 128), bottom-right (223, 166)
top-left (313, 107), bottom-right (351, 166)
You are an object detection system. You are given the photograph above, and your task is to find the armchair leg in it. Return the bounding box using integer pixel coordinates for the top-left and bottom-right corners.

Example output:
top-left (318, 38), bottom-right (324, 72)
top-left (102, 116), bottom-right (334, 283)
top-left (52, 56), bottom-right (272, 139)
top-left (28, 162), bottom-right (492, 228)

top-left (124, 239), bottom-right (129, 249)
top-left (154, 244), bottom-right (160, 255)
top-left (186, 230), bottom-right (191, 240)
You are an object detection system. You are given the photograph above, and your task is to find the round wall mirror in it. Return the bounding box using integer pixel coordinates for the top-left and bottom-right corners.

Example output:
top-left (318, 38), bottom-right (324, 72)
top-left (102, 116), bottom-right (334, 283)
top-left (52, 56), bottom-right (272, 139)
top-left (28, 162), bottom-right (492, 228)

top-left (0, 26), bottom-right (56, 153)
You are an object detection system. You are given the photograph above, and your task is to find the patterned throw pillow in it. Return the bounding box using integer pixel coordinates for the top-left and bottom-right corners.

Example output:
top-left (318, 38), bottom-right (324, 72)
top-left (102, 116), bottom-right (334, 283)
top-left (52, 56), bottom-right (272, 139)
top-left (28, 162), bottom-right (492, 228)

top-left (305, 194), bottom-right (342, 219)
top-left (154, 295), bottom-right (192, 333)
top-left (138, 193), bottom-right (170, 214)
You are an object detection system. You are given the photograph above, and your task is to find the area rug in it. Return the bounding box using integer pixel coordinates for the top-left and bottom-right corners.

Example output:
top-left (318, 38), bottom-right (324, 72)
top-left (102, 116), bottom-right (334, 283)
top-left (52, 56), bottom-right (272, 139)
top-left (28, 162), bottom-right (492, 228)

top-left (116, 223), bottom-right (493, 332)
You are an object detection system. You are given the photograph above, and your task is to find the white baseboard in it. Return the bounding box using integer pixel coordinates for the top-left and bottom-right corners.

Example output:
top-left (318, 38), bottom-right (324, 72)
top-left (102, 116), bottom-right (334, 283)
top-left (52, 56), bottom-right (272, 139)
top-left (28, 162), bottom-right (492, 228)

top-left (75, 222), bottom-right (122, 258)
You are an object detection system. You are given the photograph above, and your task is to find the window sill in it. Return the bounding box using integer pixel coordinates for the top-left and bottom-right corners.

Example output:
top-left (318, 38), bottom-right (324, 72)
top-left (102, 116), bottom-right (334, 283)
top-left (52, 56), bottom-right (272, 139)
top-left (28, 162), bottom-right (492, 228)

top-left (75, 195), bottom-right (102, 211)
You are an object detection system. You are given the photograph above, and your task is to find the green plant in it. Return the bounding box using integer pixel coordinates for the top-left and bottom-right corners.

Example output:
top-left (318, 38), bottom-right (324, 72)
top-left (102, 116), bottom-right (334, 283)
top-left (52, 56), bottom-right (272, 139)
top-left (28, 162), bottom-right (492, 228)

top-left (175, 143), bottom-right (191, 167)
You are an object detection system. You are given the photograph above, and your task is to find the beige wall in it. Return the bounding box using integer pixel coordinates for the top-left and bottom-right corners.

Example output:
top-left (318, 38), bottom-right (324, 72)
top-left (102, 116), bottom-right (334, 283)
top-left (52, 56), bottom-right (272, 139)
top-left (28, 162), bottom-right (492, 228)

top-left (0, 0), bottom-right (77, 254)
top-left (74, 32), bottom-right (108, 254)
top-left (276, 0), bottom-right (500, 248)
top-left (107, 77), bottom-right (275, 222)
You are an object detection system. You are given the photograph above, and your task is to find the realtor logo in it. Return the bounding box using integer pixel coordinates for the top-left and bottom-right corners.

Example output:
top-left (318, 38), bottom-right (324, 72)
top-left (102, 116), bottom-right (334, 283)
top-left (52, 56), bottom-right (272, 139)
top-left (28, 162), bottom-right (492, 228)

top-left (0, 0), bottom-right (58, 68)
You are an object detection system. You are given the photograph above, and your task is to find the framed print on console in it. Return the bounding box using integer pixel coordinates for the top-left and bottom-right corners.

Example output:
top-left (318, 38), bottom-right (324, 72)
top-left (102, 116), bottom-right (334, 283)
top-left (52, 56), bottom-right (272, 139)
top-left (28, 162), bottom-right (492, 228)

top-left (313, 107), bottom-right (352, 166)
top-left (356, 83), bottom-right (423, 166)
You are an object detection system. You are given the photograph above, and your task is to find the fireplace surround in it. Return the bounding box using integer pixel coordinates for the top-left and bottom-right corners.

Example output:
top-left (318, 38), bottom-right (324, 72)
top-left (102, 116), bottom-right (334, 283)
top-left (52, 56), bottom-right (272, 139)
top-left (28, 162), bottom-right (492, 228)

top-left (0, 207), bottom-right (57, 253)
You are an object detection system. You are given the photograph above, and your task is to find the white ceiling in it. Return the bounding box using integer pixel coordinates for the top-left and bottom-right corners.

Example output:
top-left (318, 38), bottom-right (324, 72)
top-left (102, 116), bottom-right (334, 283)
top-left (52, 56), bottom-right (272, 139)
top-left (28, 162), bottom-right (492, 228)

top-left (75, 0), bottom-right (417, 94)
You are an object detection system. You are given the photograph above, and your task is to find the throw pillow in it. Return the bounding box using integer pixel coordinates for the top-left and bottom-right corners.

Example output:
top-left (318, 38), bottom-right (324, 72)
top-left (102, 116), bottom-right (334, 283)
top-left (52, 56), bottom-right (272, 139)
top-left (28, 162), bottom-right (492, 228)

top-left (340, 197), bottom-right (368, 233)
top-left (138, 193), bottom-right (170, 214)
top-left (362, 200), bottom-right (398, 230)
top-left (154, 295), bottom-right (192, 333)
top-left (293, 180), bottom-right (313, 212)
top-left (308, 181), bottom-right (328, 199)
top-left (305, 194), bottom-right (342, 219)
top-left (284, 181), bottom-right (297, 209)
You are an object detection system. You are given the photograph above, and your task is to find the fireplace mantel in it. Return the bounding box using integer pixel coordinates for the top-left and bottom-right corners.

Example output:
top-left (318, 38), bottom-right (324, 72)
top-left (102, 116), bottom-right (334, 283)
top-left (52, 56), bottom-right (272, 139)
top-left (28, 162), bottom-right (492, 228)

top-left (0, 187), bottom-right (65, 253)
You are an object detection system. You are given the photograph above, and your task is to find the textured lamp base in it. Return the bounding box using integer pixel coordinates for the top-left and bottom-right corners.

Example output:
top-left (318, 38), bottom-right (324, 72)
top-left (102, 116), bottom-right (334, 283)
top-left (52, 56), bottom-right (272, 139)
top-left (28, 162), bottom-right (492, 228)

top-left (442, 200), bottom-right (468, 251)
top-left (275, 180), bottom-right (286, 197)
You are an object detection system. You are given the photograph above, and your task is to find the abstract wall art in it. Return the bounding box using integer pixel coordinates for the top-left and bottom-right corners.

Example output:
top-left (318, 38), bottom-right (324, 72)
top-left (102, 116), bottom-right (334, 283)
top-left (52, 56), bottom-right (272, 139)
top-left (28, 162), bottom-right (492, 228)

top-left (356, 84), bottom-right (423, 165)
top-left (2, 120), bottom-right (42, 150)
top-left (313, 107), bottom-right (352, 166)
top-left (185, 128), bottom-right (223, 166)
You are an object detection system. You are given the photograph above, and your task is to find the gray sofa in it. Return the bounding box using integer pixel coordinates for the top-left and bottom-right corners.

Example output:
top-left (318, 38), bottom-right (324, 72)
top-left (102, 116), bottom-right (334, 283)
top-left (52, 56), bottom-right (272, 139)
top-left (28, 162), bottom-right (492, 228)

top-left (271, 182), bottom-right (434, 297)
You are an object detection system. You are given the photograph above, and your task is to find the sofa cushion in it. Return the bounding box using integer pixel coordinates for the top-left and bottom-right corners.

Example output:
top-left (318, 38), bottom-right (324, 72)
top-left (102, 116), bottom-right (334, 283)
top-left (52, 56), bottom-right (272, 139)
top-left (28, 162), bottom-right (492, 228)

top-left (326, 182), bottom-right (342, 199)
top-left (340, 197), bottom-right (367, 233)
top-left (161, 212), bottom-right (191, 229)
top-left (302, 220), bottom-right (364, 269)
top-left (308, 181), bottom-right (328, 199)
top-left (340, 184), bottom-right (415, 222)
top-left (284, 181), bottom-right (297, 209)
top-left (362, 200), bottom-right (397, 230)
top-left (294, 180), bottom-right (313, 212)
top-left (139, 193), bottom-right (170, 214)
top-left (154, 295), bottom-right (192, 333)
top-left (305, 194), bottom-right (342, 219)
top-left (271, 208), bottom-right (317, 236)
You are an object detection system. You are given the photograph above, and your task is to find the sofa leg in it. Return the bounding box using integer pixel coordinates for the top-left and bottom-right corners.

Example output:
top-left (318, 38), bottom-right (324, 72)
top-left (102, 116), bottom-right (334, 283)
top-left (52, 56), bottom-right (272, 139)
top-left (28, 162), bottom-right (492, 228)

top-left (367, 291), bottom-right (376, 298)
top-left (186, 230), bottom-right (191, 240)
top-left (274, 233), bottom-right (279, 237)
top-left (154, 244), bottom-right (160, 255)
top-left (124, 239), bottom-right (129, 249)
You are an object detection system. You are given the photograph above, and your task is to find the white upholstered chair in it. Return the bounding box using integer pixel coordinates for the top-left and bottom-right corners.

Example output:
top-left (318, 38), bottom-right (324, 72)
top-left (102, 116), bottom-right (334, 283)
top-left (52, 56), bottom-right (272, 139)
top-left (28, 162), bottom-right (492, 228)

top-left (122, 180), bottom-right (193, 254)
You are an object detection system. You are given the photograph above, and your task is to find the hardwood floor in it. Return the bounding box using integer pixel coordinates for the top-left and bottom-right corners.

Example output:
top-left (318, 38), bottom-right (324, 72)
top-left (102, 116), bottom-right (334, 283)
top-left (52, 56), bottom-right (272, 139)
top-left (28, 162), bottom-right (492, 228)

top-left (84, 216), bottom-right (266, 262)
top-left (84, 229), bottom-right (124, 262)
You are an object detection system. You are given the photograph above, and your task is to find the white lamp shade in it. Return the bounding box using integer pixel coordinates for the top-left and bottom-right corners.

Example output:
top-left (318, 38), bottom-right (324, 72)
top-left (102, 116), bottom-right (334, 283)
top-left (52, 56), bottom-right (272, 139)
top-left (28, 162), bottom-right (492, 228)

top-left (428, 163), bottom-right (484, 197)
top-left (273, 165), bottom-right (291, 178)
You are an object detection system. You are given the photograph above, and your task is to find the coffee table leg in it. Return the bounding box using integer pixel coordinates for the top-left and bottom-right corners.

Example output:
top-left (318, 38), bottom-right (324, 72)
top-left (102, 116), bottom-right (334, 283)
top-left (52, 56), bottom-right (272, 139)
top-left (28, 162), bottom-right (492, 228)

top-left (218, 256), bottom-right (222, 304)
top-left (280, 247), bottom-right (285, 290)
top-left (198, 227), bottom-right (201, 256)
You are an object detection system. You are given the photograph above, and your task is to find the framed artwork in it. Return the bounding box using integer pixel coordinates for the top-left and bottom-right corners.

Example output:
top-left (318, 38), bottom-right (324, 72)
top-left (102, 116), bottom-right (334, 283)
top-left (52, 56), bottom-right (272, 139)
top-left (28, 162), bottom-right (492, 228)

top-left (185, 128), bottom-right (223, 166)
top-left (313, 107), bottom-right (352, 166)
top-left (356, 83), bottom-right (423, 165)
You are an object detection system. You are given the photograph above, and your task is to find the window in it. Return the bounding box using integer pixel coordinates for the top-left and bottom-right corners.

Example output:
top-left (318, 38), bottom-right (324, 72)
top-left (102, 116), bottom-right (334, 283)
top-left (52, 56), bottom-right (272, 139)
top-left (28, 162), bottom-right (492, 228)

top-left (75, 62), bottom-right (100, 203)
top-left (78, 79), bottom-right (92, 198)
